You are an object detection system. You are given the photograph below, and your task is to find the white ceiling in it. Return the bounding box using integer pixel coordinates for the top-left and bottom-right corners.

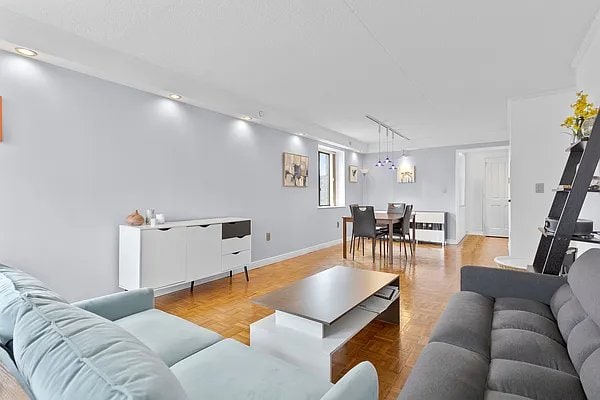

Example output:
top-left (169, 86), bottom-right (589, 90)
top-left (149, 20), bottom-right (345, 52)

top-left (0, 1), bottom-right (599, 151)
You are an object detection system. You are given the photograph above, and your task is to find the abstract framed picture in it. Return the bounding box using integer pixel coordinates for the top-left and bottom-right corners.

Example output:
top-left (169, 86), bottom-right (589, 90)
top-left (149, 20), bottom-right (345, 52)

top-left (397, 165), bottom-right (415, 183)
top-left (349, 165), bottom-right (359, 183)
top-left (283, 152), bottom-right (309, 187)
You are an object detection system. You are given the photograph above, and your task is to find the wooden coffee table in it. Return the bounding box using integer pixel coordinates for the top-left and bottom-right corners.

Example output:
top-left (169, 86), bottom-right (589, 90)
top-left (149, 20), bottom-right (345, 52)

top-left (250, 266), bottom-right (400, 381)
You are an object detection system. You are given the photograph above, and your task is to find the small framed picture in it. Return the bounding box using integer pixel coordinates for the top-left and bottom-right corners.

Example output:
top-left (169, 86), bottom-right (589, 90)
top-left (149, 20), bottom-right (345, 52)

top-left (349, 165), bottom-right (359, 183)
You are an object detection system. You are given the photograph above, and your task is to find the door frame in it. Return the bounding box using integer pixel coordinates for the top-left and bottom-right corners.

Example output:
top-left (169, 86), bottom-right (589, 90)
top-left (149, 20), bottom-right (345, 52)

top-left (483, 155), bottom-right (509, 237)
top-left (454, 145), bottom-right (509, 243)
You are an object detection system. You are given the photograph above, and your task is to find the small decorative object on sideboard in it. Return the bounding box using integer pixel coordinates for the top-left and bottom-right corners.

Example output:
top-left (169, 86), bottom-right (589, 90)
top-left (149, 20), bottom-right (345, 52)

top-left (156, 213), bottom-right (166, 224)
top-left (145, 209), bottom-right (155, 224)
top-left (126, 210), bottom-right (145, 226)
top-left (561, 91), bottom-right (598, 142)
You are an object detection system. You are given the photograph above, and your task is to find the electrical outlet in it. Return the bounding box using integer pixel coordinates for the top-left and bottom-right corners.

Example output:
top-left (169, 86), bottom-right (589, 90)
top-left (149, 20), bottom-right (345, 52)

top-left (535, 183), bottom-right (544, 193)
top-left (266, 232), bottom-right (271, 241)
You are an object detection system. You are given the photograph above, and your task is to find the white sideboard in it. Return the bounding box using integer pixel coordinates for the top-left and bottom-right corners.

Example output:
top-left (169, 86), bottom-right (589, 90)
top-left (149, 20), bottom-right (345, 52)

top-left (414, 211), bottom-right (446, 245)
top-left (119, 217), bottom-right (251, 291)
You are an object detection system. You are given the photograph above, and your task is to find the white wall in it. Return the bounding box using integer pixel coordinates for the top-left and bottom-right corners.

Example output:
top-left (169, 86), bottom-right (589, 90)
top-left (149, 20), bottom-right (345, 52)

top-left (574, 16), bottom-right (600, 254)
top-left (509, 90), bottom-right (573, 260)
top-left (509, 16), bottom-right (600, 261)
top-left (0, 51), bottom-right (362, 301)
top-left (576, 16), bottom-right (600, 100)
top-left (465, 149), bottom-right (509, 234)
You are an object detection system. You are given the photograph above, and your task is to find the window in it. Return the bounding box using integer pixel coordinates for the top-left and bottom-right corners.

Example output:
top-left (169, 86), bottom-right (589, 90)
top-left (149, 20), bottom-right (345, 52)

top-left (319, 151), bottom-right (335, 206)
top-left (318, 146), bottom-right (345, 207)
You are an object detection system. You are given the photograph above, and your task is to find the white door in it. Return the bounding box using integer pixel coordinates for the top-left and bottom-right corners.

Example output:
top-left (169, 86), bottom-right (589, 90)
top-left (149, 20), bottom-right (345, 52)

top-left (484, 156), bottom-right (509, 237)
top-left (186, 224), bottom-right (222, 281)
top-left (141, 227), bottom-right (187, 288)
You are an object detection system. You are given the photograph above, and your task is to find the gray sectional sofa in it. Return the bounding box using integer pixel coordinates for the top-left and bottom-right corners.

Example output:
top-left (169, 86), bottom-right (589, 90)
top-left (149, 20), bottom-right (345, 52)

top-left (0, 265), bottom-right (378, 400)
top-left (399, 248), bottom-right (600, 400)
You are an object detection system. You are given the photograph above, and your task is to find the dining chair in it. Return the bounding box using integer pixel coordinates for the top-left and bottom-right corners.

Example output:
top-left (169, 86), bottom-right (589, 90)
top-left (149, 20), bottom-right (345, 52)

top-left (387, 202), bottom-right (406, 215)
top-left (395, 204), bottom-right (414, 258)
top-left (349, 204), bottom-right (360, 255)
top-left (351, 206), bottom-right (387, 262)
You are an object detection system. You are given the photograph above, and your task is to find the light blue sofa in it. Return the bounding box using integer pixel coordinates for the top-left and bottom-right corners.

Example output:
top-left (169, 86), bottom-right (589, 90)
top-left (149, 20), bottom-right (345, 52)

top-left (0, 265), bottom-right (378, 400)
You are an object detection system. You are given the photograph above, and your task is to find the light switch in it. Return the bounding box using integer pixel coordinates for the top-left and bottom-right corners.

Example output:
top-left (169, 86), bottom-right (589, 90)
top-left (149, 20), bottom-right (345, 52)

top-left (535, 183), bottom-right (544, 193)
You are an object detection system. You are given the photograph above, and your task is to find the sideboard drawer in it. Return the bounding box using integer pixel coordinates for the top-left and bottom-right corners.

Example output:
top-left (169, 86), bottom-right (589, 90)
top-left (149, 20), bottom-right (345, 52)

top-left (222, 220), bottom-right (251, 239)
top-left (222, 250), bottom-right (251, 271)
top-left (222, 235), bottom-right (251, 255)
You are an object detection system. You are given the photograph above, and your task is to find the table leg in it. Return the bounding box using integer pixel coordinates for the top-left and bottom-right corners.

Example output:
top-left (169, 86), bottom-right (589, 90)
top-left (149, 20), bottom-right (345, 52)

top-left (388, 220), bottom-right (394, 264)
top-left (342, 219), bottom-right (347, 259)
top-left (412, 214), bottom-right (417, 252)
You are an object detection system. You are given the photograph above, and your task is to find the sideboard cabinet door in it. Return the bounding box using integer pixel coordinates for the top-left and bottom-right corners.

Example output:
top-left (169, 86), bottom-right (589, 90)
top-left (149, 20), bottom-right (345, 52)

top-left (186, 225), bottom-right (222, 281)
top-left (140, 227), bottom-right (186, 288)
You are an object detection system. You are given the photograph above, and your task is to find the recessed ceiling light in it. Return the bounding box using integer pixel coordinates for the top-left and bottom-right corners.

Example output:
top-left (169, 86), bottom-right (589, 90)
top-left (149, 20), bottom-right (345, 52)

top-left (297, 133), bottom-right (305, 136)
top-left (15, 47), bottom-right (38, 57)
top-left (240, 115), bottom-right (252, 121)
top-left (168, 94), bottom-right (182, 100)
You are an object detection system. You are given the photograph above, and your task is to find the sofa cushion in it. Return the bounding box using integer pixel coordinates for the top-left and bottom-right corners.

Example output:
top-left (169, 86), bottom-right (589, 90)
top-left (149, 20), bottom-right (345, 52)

top-left (114, 308), bottom-right (223, 366)
top-left (555, 296), bottom-right (589, 342)
top-left (494, 297), bottom-right (554, 321)
top-left (428, 291), bottom-right (493, 358)
top-left (549, 284), bottom-right (572, 318)
top-left (170, 338), bottom-right (333, 400)
top-left (487, 359), bottom-right (585, 400)
top-left (567, 248), bottom-right (600, 327)
top-left (484, 391), bottom-right (532, 399)
top-left (0, 264), bottom-right (66, 343)
top-left (579, 348), bottom-right (600, 399)
top-left (492, 310), bottom-right (564, 345)
top-left (491, 329), bottom-right (576, 375)
top-left (13, 297), bottom-right (188, 400)
top-left (398, 342), bottom-right (489, 400)
top-left (567, 317), bottom-right (600, 373)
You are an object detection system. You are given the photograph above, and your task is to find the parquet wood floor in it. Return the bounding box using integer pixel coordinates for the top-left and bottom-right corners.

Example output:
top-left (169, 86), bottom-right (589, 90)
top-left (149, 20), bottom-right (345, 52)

top-left (156, 235), bottom-right (508, 400)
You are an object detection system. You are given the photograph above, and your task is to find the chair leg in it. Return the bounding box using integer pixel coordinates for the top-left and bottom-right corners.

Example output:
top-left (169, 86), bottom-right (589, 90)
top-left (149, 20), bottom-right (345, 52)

top-left (362, 238), bottom-right (365, 256)
top-left (350, 235), bottom-right (354, 255)
top-left (403, 238), bottom-right (408, 259)
top-left (372, 237), bottom-right (376, 263)
top-left (409, 233), bottom-right (414, 256)
top-left (352, 237), bottom-right (356, 260)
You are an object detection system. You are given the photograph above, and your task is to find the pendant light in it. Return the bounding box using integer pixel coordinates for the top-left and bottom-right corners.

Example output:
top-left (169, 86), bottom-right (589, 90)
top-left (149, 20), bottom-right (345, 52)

top-left (389, 131), bottom-right (397, 170)
top-left (384, 127), bottom-right (391, 164)
top-left (375, 124), bottom-right (383, 167)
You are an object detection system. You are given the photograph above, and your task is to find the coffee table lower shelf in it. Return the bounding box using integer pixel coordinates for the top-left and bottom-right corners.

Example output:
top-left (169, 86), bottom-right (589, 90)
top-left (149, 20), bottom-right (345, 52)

top-left (250, 300), bottom-right (398, 382)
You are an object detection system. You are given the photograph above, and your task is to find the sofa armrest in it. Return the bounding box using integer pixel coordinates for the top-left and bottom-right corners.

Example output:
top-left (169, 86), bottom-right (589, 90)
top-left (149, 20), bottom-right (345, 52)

top-left (320, 362), bottom-right (378, 400)
top-left (460, 266), bottom-right (567, 304)
top-left (73, 288), bottom-right (155, 321)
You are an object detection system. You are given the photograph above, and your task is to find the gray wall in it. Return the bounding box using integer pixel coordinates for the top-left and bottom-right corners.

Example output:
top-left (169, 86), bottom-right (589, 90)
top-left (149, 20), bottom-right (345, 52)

top-left (363, 142), bottom-right (508, 242)
top-left (0, 50), bottom-right (362, 301)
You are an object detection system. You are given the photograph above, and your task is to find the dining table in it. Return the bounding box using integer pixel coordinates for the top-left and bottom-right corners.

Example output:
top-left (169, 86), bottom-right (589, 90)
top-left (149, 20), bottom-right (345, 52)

top-left (342, 211), bottom-right (416, 264)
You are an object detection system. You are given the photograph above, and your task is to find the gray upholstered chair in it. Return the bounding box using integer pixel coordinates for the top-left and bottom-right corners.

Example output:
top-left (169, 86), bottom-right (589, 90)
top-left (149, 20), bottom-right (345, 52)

top-left (350, 206), bottom-right (386, 262)
top-left (396, 204), bottom-right (414, 257)
top-left (387, 203), bottom-right (406, 215)
top-left (349, 204), bottom-right (360, 255)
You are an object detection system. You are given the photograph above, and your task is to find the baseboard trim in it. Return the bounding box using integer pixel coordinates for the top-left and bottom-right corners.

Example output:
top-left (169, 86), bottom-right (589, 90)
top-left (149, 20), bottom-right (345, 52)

top-left (250, 238), bottom-right (343, 269)
top-left (154, 238), bottom-right (346, 297)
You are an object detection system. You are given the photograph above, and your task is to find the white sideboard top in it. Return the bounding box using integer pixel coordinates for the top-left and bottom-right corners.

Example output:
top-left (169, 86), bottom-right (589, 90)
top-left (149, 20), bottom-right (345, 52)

top-left (121, 217), bottom-right (250, 230)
